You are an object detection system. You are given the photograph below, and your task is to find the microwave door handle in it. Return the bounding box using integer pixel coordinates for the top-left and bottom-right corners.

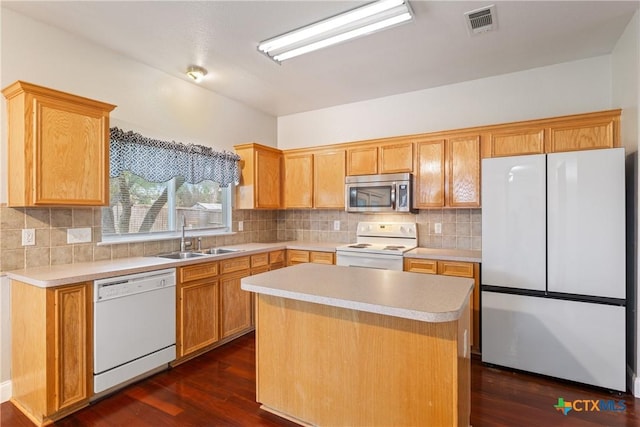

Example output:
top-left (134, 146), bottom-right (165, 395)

top-left (390, 186), bottom-right (396, 209)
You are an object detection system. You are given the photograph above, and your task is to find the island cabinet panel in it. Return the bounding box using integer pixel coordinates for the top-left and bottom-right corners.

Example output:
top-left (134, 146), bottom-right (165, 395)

top-left (405, 258), bottom-right (481, 354)
top-left (448, 135), bottom-right (481, 207)
top-left (379, 141), bottom-right (414, 174)
top-left (283, 152), bottom-right (313, 208)
top-left (487, 128), bottom-right (545, 157)
top-left (314, 149), bottom-right (345, 208)
top-left (347, 145), bottom-right (378, 175)
top-left (2, 80), bottom-right (115, 207)
top-left (256, 294), bottom-right (470, 427)
top-left (235, 143), bottom-right (282, 209)
top-left (220, 270), bottom-right (253, 338)
top-left (11, 280), bottom-right (92, 426)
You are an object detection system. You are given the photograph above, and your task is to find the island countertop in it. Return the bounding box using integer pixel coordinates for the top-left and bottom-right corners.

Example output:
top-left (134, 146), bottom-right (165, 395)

top-left (242, 263), bottom-right (473, 323)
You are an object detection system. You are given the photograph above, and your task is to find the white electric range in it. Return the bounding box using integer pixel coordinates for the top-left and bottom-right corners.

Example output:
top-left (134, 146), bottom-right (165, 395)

top-left (336, 222), bottom-right (417, 271)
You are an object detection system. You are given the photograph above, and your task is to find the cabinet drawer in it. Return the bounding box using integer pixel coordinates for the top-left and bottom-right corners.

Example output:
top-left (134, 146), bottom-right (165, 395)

top-left (310, 251), bottom-right (334, 265)
top-left (251, 253), bottom-right (269, 268)
top-left (437, 261), bottom-right (474, 278)
top-left (220, 256), bottom-right (251, 275)
top-left (404, 258), bottom-right (437, 274)
top-left (179, 262), bottom-right (218, 283)
top-left (287, 249), bottom-right (310, 265)
top-left (251, 265), bottom-right (270, 275)
top-left (269, 250), bottom-right (285, 265)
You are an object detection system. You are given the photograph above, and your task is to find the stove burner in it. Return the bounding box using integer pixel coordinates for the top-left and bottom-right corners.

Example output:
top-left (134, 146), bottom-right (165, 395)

top-left (383, 245), bottom-right (406, 251)
top-left (348, 243), bottom-right (371, 248)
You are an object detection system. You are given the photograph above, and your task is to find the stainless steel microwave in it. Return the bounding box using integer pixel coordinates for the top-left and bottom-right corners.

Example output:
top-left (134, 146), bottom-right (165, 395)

top-left (345, 173), bottom-right (416, 213)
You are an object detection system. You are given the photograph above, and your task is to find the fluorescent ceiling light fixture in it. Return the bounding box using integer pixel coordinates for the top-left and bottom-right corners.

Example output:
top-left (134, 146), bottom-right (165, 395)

top-left (186, 65), bottom-right (207, 82)
top-left (258, 0), bottom-right (413, 63)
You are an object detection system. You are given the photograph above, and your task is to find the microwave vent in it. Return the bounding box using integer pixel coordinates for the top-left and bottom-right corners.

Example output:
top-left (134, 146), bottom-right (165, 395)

top-left (465, 4), bottom-right (497, 35)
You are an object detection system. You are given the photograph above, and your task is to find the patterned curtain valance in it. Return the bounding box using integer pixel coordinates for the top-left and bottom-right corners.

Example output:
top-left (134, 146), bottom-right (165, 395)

top-left (109, 127), bottom-right (240, 187)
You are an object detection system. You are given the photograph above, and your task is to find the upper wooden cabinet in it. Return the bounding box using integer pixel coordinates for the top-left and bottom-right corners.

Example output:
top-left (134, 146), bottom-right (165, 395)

top-left (283, 152), bottom-right (313, 208)
top-left (484, 109), bottom-right (620, 157)
top-left (346, 141), bottom-right (413, 176)
top-left (283, 148), bottom-right (345, 209)
top-left (234, 143), bottom-right (282, 209)
top-left (314, 149), bottom-right (345, 208)
top-left (2, 81), bottom-right (116, 207)
top-left (415, 135), bottom-right (480, 208)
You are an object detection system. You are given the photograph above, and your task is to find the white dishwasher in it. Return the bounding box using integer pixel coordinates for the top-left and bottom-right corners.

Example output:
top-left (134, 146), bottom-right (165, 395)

top-left (94, 268), bottom-right (176, 394)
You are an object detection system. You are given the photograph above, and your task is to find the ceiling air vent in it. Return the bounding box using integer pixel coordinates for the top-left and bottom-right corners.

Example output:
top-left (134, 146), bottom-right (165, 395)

top-left (464, 4), bottom-right (497, 35)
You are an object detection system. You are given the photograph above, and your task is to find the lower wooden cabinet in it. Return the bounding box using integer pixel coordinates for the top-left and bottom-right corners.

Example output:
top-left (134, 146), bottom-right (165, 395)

top-left (178, 280), bottom-right (219, 357)
top-left (220, 269), bottom-right (253, 338)
top-left (11, 280), bottom-right (92, 425)
top-left (287, 249), bottom-right (335, 266)
top-left (405, 258), bottom-right (480, 354)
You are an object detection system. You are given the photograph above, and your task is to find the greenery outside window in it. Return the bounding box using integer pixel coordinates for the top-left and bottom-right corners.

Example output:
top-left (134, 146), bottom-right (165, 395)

top-left (102, 128), bottom-right (238, 242)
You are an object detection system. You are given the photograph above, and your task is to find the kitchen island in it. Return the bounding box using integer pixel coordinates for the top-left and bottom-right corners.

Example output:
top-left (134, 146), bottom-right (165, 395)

top-left (241, 263), bottom-right (473, 427)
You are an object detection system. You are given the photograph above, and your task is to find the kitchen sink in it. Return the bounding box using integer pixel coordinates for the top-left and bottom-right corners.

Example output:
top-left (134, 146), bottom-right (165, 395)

top-left (157, 251), bottom-right (206, 260)
top-left (196, 248), bottom-right (244, 255)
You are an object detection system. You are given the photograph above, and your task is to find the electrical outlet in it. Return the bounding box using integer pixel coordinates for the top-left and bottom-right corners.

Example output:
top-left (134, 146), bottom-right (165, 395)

top-left (22, 229), bottom-right (35, 246)
top-left (434, 223), bottom-right (442, 234)
top-left (333, 220), bottom-right (340, 231)
top-left (238, 221), bottom-right (244, 232)
top-left (67, 227), bottom-right (92, 244)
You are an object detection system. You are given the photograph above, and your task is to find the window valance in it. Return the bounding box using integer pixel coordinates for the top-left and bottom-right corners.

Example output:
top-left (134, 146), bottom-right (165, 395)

top-left (109, 127), bottom-right (240, 187)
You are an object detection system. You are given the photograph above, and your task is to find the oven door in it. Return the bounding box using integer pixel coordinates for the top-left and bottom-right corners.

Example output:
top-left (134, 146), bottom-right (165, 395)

top-left (346, 183), bottom-right (395, 213)
top-left (336, 251), bottom-right (404, 271)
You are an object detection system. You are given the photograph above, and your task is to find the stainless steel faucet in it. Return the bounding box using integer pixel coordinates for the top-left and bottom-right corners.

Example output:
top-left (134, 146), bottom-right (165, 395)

top-left (180, 215), bottom-right (192, 252)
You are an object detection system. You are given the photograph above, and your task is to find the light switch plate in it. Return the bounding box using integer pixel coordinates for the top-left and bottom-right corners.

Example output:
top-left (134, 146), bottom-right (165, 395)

top-left (238, 221), bottom-right (244, 232)
top-left (434, 223), bottom-right (442, 234)
top-left (333, 220), bottom-right (340, 231)
top-left (67, 227), bottom-right (92, 244)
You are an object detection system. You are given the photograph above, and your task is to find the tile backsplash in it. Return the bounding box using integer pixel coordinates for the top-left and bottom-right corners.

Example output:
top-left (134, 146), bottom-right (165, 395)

top-left (0, 205), bottom-right (480, 273)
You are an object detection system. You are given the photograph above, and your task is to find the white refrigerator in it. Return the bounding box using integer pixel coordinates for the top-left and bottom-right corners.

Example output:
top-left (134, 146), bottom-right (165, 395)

top-left (481, 148), bottom-right (626, 391)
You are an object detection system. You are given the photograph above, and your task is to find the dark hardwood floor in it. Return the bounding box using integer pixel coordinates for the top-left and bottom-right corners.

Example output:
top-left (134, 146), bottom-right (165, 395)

top-left (2, 332), bottom-right (638, 426)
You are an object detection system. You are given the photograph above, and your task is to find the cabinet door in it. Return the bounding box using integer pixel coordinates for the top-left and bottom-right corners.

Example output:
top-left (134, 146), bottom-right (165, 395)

top-left (220, 270), bottom-right (253, 339)
top-left (448, 135), bottom-right (481, 207)
top-left (548, 117), bottom-right (617, 153)
top-left (178, 280), bottom-right (219, 357)
top-left (403, 257), bottom-right (437, 274)
top-left (310, 251), bottom-right (334, 265)
top-left (488, 128), bottom-right (545, 157)
top-left (379, 142), bottom-right (413, 173)
top-left (314, 150), bottom-right (345, 208)
top-left (34, 96), bottom-right (109, 206)
top-left (284, 153), bottom-right (313, 208)
top-left (347, 146), bottom-right (378, 175)
top-left (255, 149), bottom-right (282, 208)
top-left (415, 139), bottom-right (445, 208)
top-left (287, 249), bottom-right (310, 265)
top-left (47, 283), bottom-right (91, 411)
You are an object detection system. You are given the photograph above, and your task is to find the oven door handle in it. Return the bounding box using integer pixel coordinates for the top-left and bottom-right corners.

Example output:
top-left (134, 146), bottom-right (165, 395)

top-left (391, 186), bottom-right (396, 210)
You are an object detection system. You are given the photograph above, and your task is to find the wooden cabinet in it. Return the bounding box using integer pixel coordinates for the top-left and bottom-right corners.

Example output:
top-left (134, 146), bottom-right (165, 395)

top-left (283, 149), bottom-right (345, 209)
top-left (2, 81), bottom-right (116, 207)
top-left (379, 141), bottom-right (414, 173)
top-left (347, 141), bottom-right (413, 176)
top-left (11, 281), bottom-right (92, 425)
top-left (547, 111), bottom-right (619, 153)
top-left (220, 256), bottom-right (253, 338)
top-left (486, 128), bottom-right (545, 157)
top-left (269, 250), bottom-right (286, 270)
top-left (287, 249), bottom-right (335, 266)
top-left (283, 152), bottom-right (313, 208)
top-left (177, 262), bottom-right (219, 359)
top-left (234, 143), bottom-right (282, 209)
top-left (347, 145), bottom-right (378, 175)
top-left (415, 135), bottom-right (480, 208)
top-left (314, 149), bottom-right (345, 208)
top-left (404, 258), bottom-right (480, 354)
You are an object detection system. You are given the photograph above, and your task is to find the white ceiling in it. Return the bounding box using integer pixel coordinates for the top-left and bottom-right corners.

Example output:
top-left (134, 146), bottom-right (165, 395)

top-left (3, 1), bottom-right (638, 117)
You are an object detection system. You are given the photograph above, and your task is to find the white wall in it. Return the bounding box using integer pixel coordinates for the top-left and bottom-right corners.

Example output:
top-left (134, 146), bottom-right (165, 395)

top-left (277, 56), bottom-right (613, 149)
top-left (0, 8), bottom-right (277, 391)
top-left (612, 9), bottom-right (640, 396)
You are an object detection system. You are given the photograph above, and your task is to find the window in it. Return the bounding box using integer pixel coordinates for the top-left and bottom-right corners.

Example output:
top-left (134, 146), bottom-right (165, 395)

top-left (102, 127), bottom-right (239, 242)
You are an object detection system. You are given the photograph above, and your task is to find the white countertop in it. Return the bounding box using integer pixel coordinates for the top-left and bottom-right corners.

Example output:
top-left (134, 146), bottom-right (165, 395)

top-left (405, 247), bottom-right (482, 263)
top-left (242, 263), bottom-right (474, 323)
top-left (4, 240), bottom-right (480, 288)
